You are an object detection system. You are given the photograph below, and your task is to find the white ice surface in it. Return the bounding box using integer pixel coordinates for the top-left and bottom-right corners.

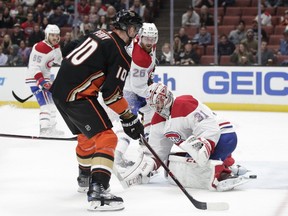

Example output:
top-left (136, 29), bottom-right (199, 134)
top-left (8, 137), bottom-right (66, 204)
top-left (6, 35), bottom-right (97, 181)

top-left (0, 105), bottom-right (287, 216)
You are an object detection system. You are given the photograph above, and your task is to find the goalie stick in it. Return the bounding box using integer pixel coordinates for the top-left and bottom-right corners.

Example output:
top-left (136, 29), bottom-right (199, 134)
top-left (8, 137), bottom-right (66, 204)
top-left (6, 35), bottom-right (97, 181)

top-left (12, 89), bottom-right (42, 103)
top-left (0, 133), bottom-right (77, 141)
top-left (140, 134), bottom-right (229, 211)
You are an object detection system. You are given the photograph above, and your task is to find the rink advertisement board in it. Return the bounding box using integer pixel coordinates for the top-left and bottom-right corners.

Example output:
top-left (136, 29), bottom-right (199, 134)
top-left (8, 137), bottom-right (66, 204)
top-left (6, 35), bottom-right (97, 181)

top-left (0, 66), bottom-right (287, 112)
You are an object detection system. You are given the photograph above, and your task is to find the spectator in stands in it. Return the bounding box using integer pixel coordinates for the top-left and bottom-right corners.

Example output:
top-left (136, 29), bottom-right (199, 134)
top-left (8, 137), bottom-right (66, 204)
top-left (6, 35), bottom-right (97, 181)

top-left (106, 5), bottom-right (117, 30)
top-left (77, 0), bottom-right (91, 19)
top-left (264, 0), bottom-right (282, 8)
top-left (79, 15), bottom-right (92, 33)
top-left (1, 34), bottom-right (12, 55)
top-left (251, 20), bottom-right (268, 41)
top-left (176, 40), bottom-right (201, 65)
top-left (15, 5), bottom-right (27, 24)
top-left (0, 46), bottom-right (8, 66)
top-left (256, 40), bottom-right (276, 65)
top-left (48, 6), bottom-right (69, 28)
top-left (28, 24), bottom-right (45, 47)
top-left (96, 15), bottom-right (108, 30)
top-left (280, 9), bottom-right (288, 26)
top-left (0, 7), bottom-right (14, 28)
top-left (11, 23), bottom-right (25, 46)
top-left (60, 31), bottom-right (72, 52)
top-left (192, 25), bottom-right (211, 47)
top-left (7, 44), bottom-right (24, 66)
top-left (114, 0), bottom-right (128, 12)
top-left (229, 20), bottom-right (246, 45)
top-left (241, 29), bottom-right (258, 55)
top-left (80, 23), bottom-right (94, 36)
top-left (178, 27), bottom-right (189, 45)
top-left (43, 2), bottom-right (53, 18)
top-left (159, 42), bottom-right (174, 65)
top-left (143, 0), bottom-right (158, 22)
top-left (18, 40), bottom-right (31, 66)
top-left (61, 0), bottom-right (75, 15)
top-left (181, 5), bottom-right (200, 27)
top-left (230, 42), bottom-right (254, 66)
top-left (255, 3), bottom-right (272, 26)
top-left (41, 16), bottom-right (49, 30)
top-left (130, 0), bottom-right (145, 19)
top-left (195, 0), bottom-right (214, 8)
top-left (21, 12), bottom-right (35, 41)
top-left (218, 34), bottom-right (235, 56)
top-left (93, 0), bottom-right (107, 17)
top-left (199, 5), bottom-right (213, 26)
top-left (33, 3), bottom-right (45, 26)
top-left (173, 34), bottom-right (183, 58)
top-left (277, 27), bottom-right (288, 55)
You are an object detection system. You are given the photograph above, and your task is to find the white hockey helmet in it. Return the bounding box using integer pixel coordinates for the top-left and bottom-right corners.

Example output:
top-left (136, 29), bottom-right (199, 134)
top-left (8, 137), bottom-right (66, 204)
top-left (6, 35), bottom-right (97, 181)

top-left (146, 83), bottom-right (174, 119)
top-left (138, 22), bottom-right (158, 45)
top-left (45, 24), bottom-right (60, 43)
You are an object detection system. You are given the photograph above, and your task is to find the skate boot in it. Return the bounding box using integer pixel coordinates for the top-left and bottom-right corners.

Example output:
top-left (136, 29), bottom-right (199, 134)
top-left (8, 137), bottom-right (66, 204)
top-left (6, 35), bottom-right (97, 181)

top-left (40, 126), bottom-right (64, 137)
top-left (229, 164), bottom-right (248, 177)
top-left (87, 183), bottom-right (124, 211)
top-left (77, 174), bottom-right (90, 193)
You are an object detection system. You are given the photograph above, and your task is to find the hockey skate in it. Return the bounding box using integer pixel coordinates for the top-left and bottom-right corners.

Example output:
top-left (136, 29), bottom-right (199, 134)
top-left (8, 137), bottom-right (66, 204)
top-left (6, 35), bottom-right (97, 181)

top-left (87, 183), bottom-right (124, 211)
top-left (77, 174), bottom-right (89, 193)
top-left (40, 126), bottom-right (64, 137)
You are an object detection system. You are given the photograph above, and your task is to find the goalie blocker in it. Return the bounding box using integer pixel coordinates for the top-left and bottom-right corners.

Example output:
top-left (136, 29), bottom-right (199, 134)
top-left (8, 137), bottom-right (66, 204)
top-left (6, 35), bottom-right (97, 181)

top-left (166, 152), bottom-right (254, 191)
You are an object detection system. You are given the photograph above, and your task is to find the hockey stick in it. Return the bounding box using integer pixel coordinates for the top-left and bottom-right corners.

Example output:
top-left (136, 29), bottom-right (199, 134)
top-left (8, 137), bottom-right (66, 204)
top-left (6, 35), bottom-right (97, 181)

top-left (12, 89), bottom-right (42, 103)
top-left (140, 134), bottom-right (229, 211)
top-left (0, 133), bottom-right (77, 141)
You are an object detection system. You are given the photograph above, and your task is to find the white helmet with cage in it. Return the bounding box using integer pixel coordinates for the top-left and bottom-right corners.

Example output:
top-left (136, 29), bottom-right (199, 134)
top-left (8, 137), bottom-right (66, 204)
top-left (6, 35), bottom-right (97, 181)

top-left (44, 24), bottom-right (60, 44)
top-left (138, 22), bottom-right (158, 45)
top-left (146, 83), bottom-right (174, 119)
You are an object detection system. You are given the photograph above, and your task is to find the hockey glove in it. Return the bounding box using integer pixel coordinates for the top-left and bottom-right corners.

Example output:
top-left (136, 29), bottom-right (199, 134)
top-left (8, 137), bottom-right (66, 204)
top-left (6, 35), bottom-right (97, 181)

top-left (179, 135), bottom-right (213, 167)
top-left (120, 112), bottom-right (144, 140)
top-left (34, 72), bottom-right (52, 91)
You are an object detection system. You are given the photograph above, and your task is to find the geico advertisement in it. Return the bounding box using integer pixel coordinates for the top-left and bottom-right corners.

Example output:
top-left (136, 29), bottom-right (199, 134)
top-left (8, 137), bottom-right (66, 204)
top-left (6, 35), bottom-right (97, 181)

top-left (154, 66), bottom-right (288, 105)
top-left (0, 66), bottom-right (287, 106)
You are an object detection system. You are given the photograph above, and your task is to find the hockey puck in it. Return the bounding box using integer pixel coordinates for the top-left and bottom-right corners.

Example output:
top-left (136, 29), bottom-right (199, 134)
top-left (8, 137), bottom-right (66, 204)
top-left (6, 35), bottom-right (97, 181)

top-left (249, 175), bottom-right (257, 179)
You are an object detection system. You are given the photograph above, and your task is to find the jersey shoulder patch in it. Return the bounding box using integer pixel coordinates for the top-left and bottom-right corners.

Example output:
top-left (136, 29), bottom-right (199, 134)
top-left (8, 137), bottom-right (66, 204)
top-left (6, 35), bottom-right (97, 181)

top-left (35, 41), bottom-right (53, 54)
top-left (132, 43), bottom-right (151, 68)
top-left (171, 95), bottom-right (199, 118)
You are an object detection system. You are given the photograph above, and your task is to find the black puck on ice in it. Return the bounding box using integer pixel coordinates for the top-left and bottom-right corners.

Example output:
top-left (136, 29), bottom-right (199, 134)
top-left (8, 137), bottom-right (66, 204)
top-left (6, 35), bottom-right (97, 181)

top-left (249, 175), bottom-right (257, 179)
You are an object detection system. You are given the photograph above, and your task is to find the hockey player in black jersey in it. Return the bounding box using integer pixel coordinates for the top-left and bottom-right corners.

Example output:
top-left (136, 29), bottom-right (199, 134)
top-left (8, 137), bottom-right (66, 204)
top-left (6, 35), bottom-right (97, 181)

top-left (50, 10), bottom-right (143, 211)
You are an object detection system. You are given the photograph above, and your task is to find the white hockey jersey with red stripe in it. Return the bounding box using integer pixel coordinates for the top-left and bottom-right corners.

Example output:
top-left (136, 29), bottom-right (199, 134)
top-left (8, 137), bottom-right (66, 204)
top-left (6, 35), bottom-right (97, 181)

top-left (124, 37), bottom-right (156, 97)
top-left (26, 40), bottom-right (62, 82)
top-left (148, 95), bottom-right (235, 161)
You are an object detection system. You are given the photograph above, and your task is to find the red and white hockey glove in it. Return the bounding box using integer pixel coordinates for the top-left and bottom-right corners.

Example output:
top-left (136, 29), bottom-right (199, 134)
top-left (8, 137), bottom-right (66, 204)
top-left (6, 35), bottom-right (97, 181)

top-left (34, 72), bottom-right (52, 91)
top-left (179, 135), bottom-right (213, 167)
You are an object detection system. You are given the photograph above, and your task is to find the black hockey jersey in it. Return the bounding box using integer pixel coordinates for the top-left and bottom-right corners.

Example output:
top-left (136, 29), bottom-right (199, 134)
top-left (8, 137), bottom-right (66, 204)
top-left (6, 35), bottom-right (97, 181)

top-left (51, 29), bottom-right (131, 115)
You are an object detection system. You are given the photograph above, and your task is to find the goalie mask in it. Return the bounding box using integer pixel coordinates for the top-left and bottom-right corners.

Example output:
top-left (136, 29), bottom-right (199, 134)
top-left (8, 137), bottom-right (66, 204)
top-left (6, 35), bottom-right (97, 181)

top-left (146, 83), bottom-right (174, 119)
top-left (139, 23), bottom-right (158, 45)
top-left (44, 24), bottom-right (60, 45)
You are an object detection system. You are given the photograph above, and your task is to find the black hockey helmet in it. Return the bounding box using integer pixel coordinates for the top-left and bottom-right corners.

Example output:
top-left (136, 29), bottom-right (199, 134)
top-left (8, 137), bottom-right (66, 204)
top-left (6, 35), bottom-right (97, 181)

top-left (112, 9), bottom-right (143, 32)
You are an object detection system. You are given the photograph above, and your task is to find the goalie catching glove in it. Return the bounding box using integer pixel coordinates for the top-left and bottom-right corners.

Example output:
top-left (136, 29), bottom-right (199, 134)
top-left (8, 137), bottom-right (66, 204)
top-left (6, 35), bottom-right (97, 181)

top-left (120, 110), bottom-right (144, 140)
top-left (34, 72), bottom-right (52, 91)
top-left (179, 135), bottom-right (214, 167)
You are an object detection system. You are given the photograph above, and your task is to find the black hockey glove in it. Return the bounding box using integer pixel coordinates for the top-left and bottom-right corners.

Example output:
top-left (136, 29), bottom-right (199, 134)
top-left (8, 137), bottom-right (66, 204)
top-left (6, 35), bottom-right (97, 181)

top-left (120, 113), bottom-right (144, 140)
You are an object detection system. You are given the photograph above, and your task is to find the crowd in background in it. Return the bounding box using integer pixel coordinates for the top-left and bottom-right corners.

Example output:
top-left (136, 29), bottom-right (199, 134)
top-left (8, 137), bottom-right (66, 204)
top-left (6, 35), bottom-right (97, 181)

top-left (0, 0), bottom-right (161, 66)
top-left (158, 0), bottom-right (288, 66)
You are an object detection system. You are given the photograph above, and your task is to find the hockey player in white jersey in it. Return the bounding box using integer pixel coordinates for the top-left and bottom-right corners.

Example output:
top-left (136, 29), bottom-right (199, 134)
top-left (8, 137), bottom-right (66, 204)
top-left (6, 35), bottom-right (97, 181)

top-left (25, 24), bottom-right (64, 136)
top-left (122, 83), bottom-right (253, 191)
top-left (114, 22), bottom-right (158, 167)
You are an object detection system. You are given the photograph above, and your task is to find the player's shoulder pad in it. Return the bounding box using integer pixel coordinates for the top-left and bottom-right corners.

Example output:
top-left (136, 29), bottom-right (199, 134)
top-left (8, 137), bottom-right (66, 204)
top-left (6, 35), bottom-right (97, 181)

top-left (171, 95), bottom-right (199, 118)
top-left (132, 43), bottom-right (152, 68)
top-left (151, 112), bottom-right (166, 125)
top-left (35, 41), bottom-right (53, 54)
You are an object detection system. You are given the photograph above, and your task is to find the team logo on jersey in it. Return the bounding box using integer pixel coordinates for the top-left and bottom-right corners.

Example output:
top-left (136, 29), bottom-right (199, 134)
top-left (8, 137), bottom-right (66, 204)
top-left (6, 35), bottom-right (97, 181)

top-left (165, 132), bottom-right (183, 145)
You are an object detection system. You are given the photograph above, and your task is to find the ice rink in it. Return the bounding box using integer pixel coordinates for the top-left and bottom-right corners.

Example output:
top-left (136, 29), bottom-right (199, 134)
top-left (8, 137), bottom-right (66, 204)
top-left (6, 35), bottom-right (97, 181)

top-left (0, 105), bottom-right (287, 216)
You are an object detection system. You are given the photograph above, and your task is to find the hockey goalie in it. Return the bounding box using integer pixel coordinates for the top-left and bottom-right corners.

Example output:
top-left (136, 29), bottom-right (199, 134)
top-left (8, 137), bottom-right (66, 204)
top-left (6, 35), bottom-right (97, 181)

top-left (120, 83), bottom-right (255, 191)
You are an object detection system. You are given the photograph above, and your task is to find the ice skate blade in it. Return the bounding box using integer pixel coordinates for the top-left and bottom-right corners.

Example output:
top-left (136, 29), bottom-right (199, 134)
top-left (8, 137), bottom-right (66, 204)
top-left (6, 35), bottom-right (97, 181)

top-left (77, 186), bottom-right (88, 193)
top-left (87, 201), bottom-right (124, 211)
